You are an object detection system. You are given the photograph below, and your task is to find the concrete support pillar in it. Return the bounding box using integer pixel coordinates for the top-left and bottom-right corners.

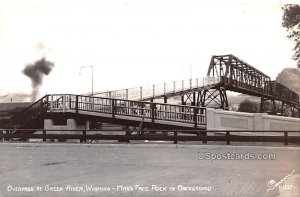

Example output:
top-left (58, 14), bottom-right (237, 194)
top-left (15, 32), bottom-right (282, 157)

top-left (44, 119), bottom-right (54, 130)
top-left (206, 108), bottom-right (215, 130)
top-left (254, 113), bottom-right (264, 130)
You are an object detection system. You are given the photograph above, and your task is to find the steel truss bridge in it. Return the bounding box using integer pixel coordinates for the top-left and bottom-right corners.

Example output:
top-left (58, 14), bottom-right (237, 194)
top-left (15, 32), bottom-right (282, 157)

top-left (95, 54), bottom-right (300, 115)
top-left (11, 54), bottom-right (300, 131)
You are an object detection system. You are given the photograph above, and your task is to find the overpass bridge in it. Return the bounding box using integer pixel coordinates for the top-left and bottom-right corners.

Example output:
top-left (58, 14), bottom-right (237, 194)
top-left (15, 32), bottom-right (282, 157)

top-left (12, 94), bottom-right (207, 130)
top-left (11, 54), bottom-right (300, 132)
top-left (95, 54), bottom-right (299, 113)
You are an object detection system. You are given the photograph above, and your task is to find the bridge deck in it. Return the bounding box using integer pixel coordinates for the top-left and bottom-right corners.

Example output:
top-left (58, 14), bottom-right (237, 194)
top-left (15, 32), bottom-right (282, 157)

top-left (13, 94), bottom-right (207, 129)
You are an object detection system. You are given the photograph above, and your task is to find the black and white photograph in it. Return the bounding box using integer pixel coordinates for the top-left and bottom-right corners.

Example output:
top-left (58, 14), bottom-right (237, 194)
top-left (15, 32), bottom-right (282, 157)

top-left (0, 0), bottom-right (300, 196)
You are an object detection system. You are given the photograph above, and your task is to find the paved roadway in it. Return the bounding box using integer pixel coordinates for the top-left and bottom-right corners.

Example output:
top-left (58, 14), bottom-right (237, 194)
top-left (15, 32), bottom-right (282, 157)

top-left (0, 142), bottom-right (299, 197)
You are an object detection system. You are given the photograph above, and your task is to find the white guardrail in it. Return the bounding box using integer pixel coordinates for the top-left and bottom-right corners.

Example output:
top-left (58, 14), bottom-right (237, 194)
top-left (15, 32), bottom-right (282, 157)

top-left (94, 76), bottom-right (220, 100)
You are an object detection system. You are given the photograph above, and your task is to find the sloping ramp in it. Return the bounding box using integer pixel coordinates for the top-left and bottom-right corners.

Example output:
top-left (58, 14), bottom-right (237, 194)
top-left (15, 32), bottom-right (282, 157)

top-left (12, 94), bottom-right (207, 130)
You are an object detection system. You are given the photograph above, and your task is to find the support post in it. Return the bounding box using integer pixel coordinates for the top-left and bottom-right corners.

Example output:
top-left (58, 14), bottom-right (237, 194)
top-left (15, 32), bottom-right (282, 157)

top-left (203, 131), bottom-right (207, 144)
top-left (126, 89), bottom-right (128, 100)
top-left (69, 96), bottom-right (71, 109)
top-left (153, 85), bottom-right (155, 97)
top-left (192, 92), bottom-right (196, 106)
top-left (0, 130), bottom-right (3, 141)
top-left (62, 94), bottom-right (66, 112)
top-left (174, 131), bottom-right (177, 144)
top-left (82, 130), bottom-right (86, 143)
top-left (220, 88), bottom-right (229, 110)
top-left (111, 99), bottom-right (115, 119)
top-left (50, 95), bottom-right (53, 111)
top-left (151, 101), bottom-right (156, 127)
top-left (140, 86), bottom-right (143, 100)
top-left (193, 107), bottom-right (197, 128)
top-left (272, 100), bottom-right (276, 115)
top-left (284, 131), bottom-right (288, 145)
top-left (226, 131), bottom-right (230, 145)
top-left (125, 125), bottom-right (130, 143)
top-left (75, 95), bottom-right (79, 114)
top-left (259, 98), bottom-right (264, 113)
top-left (43, 130), bottom-right (46, 142)
top-left (173, 81), bottom-right (175, 93)
top-left (164, 96), bottom-right (167, 104)
top-left (86, 120), bottom-right (90, 136)
top-left (6, 130), bottom-right (9, 141)
top-left (181, 95), bottom-right (185, 113)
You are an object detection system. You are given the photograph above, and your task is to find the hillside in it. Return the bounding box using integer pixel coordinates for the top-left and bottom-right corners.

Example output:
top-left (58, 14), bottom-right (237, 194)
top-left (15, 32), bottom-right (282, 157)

top-left (276, 67), bottom-right (300, 96)
top-left (0, 92), bottom-right (31, 103)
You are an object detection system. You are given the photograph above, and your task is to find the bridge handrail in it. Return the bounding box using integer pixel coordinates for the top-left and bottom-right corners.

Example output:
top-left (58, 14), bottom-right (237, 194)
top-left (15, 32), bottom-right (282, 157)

top-left (93, 76), bottom-right (220, 100)
top-left (46, 94), bottom-right (207, 126)
top-left (12, 95), bottom-right (49, 127)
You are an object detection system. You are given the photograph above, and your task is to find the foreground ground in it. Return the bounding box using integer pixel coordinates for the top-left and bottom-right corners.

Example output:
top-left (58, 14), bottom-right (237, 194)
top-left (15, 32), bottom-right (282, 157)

top-left (0, 142), bottom-right (299, 197)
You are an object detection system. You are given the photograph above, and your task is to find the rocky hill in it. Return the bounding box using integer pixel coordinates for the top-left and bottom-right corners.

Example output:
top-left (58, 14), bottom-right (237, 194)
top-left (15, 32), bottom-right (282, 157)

top-left (276, 67), bottom-right (300, 96)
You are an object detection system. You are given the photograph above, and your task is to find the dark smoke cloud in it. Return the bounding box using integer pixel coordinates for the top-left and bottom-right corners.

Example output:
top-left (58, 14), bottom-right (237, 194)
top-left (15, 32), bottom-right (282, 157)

top-left (23, 58), bottom-right (54, 101)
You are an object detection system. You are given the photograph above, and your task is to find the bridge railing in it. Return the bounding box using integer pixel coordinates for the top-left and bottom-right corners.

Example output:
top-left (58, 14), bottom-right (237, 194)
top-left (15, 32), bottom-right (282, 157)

top-left (93, 76), bottom-right (220, 100)
top-left (113, 99), bottom-right (206, 125)
top-left (47, 94), bottom-right (207, 126)
top-left (12, 95), bottom-right (49, 127)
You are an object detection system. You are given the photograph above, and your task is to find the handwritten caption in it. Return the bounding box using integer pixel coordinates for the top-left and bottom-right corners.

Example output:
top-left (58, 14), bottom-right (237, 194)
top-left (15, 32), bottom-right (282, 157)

top-left (7, 184), bottom-right (212, 193)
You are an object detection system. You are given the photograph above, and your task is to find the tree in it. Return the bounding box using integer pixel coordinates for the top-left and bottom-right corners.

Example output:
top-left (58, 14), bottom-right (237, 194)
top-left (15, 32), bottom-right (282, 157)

top-left (238, 99), bottom-right (259, 113)
top-left (282, 4), bottom-right (300, 67)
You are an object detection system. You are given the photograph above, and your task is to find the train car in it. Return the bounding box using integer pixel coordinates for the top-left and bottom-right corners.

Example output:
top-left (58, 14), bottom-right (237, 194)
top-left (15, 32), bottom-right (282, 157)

top-left (290, 90), bottom-right (300, 104)
top-left (267, 81), bottom-right (300, 104)
top-left (269, 81), bottom-right (291, 101)
top-left (263, 80), bottom-right (272, 95)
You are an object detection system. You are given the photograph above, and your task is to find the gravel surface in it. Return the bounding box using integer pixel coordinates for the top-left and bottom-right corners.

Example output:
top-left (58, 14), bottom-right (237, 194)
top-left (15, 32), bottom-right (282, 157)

top-left (0, 142), bottom-right (299, 197)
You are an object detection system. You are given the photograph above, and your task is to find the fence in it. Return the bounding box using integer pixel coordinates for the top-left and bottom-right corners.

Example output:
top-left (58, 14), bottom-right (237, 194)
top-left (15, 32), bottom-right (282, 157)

top-left (1, 129), bottom-right (300, 145)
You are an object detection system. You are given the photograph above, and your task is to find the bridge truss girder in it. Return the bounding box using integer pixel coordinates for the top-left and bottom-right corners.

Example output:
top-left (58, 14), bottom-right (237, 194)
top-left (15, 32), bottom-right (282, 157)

top-left (207, 54), bottom-right (271, 93)
top-left (180, 86), bottom-right (229, 110)
top-left (259, 97), bottom-right (300, 117)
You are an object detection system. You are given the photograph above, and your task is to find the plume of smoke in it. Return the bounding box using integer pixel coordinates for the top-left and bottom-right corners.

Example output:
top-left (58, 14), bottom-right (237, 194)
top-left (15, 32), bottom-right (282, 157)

top-left (23, 58), bottom-right (54, 101)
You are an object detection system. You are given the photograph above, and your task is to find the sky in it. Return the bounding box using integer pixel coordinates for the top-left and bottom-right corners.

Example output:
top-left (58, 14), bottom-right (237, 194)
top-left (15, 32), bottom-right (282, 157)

top-left (0, 0), bottom-right (298, 100)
